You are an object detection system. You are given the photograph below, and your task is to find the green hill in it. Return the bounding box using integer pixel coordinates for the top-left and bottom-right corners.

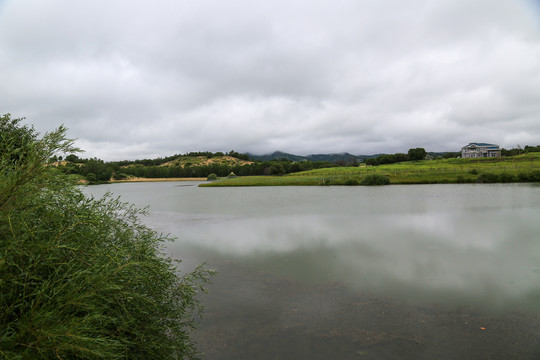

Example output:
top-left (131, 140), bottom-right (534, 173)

top-left (158, 155), bottom-right (253, 168)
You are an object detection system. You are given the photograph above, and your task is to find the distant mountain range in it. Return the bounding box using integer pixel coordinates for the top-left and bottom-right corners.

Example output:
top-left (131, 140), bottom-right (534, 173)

top-left (247, 151), bottom-right (380, 162)
top-left (247, 151), bottom-right (452, 162)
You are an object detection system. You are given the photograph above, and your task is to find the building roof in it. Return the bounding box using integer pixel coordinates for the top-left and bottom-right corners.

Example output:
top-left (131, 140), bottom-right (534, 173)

top-left (466, 142), bottom-right (499, 147)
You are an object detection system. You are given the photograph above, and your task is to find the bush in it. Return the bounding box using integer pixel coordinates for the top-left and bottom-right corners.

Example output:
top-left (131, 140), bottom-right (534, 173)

top-left (360, 174), bottom-right (390, 185)
top-left (0, 114), bottom-right (212, 359)
top-left (476, 172), bottom-right (499, 183)
top-left (499, 172), bottom-right (516, 183)
top-left (344, 178), bottom-right (359, 185)
top-left (85, 172), bottom-right (97, 183)
top-left (529, 170), bottom-right (540, 182)
top-left (112, 172), bottom-right (128, 180)
top-left (517, 170), bottom-right (540, 182)
top-left (518, 172), bottom-right (530, 182)
top-left (207, 173), bottom-right (218, 180)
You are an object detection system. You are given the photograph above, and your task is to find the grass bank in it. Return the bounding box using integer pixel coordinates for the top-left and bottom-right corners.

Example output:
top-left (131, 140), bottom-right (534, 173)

top-left (200, 153), bottom-right (540, 187)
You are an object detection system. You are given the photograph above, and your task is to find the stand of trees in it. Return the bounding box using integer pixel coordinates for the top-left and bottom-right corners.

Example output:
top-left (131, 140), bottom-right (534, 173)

top-left (524, 145), bottom-right (540, 153)
top-left (120, 159), bottom-right (336, 179)
top-left (502, 145), bottom-right (540, 156)
top-left (365, 148), bottom-right (427, 166)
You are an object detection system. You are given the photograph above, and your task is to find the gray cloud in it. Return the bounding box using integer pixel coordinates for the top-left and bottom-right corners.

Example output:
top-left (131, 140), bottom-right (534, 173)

top-left (1, 0), bottom-right (540, 160)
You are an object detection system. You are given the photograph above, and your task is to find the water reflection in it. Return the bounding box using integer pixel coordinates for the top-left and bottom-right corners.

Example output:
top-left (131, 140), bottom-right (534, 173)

top-left (85, 183), bottom-right (540, 359)
top-left (142, 208), bottom-right (540, 311)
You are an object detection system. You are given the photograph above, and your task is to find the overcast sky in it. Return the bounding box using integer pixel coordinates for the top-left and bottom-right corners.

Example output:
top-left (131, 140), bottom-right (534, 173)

top-left (1, 0), bottom-right (540, 160)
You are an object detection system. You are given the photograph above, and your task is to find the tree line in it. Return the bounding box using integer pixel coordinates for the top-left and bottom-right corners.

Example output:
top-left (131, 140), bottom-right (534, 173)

top-left (53, 154), bottom-right (341, 183)
top-left (365, 148), bottom-right (430, 166)
top-left (121, 159), bottom-right (338, 179)
top-left (53, 145), bottom-right (540, 183)
top-left (365, 145), bottom-right (540, 166)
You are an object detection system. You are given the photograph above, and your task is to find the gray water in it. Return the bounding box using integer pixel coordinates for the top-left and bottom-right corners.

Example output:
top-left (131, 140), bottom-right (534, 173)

top-left (85, 182), bottom-right (540, 359)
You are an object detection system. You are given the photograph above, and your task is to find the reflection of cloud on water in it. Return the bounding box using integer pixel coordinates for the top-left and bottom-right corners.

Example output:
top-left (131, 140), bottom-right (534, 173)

top-left (149, 209), bottom-right (540, 311)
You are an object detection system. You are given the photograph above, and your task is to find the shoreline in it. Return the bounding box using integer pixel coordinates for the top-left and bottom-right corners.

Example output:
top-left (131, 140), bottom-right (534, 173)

top-left (110, 177), bottom-right (207, 183)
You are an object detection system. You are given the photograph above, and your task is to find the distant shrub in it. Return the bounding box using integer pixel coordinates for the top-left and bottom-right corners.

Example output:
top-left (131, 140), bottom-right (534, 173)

top-left (85, 172), bottom-right (97, 183)
top-left (530, 170), bottom-right (540, 182)
top-left (344, 178), bottom-right (359, 186)
top-left (360, 174), bottom-right (390, 185)
top-left (499, 172), bottom-right (516, 183)
top-left (518, 172), bottom-right (530, 182)
top-left (456, 176), bottom-right (473, 184)
top-left (469, 169), bottom-right (478, 175)
top-left (517, 170), bottom-right (540, 182)
top-left (227, 172), bottom-right (238, 178)
top-left (476, 172), bottom-right (499, 183)
top-left (207, 173), bottom-right (218, 180)
top-left (112, 172), bottom-right (128, 180)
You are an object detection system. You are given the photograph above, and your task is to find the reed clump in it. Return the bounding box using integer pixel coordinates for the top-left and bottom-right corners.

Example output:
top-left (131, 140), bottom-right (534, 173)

top-left (0, 114), bottom-right (212, 360)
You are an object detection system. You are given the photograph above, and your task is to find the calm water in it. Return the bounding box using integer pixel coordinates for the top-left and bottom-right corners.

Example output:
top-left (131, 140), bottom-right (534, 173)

top-left (85, 182), bottom-right (540, 359)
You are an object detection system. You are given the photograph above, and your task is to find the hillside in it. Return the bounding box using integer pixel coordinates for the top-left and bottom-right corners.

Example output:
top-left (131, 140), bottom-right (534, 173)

top-left (247, 151), bottom-right (378, 162)
top-left (159, 155), bottom-right (253, 167)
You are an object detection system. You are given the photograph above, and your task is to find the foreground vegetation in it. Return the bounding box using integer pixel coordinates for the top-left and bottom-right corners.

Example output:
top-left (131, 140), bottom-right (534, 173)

top-left (0, 114), bottom-right (212, 359)
top-left (201, 153), bottom-right (540, 186)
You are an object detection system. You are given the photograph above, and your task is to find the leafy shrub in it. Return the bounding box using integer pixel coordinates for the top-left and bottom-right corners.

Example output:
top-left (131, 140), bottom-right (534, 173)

top-left (468, 169), bottom-right (478, 175)
top-left (530, 170), bottom-right (540, 182)
top-left (517, 170), bottom-right (540, 182)
top-left (456, 175), bottom-right (467, 183)
top-left (0, 114), bottom-right (212, 360)
top-left (207, 173), bottom-right (218, 180)
top-left (360, 174), bottom-right (390, 185)
top-left (112, 172), bottom-right (128, 180)
top-left (344, 178), bottom-right (359, 185)
top-left (499, 172), bottom-right (516, 183)
top-left (518, 172), bottom-right (530, 182)
top-left (85, 172), bottom-right (97, 183)
top-left (476, 172), bottom-right (499, 183)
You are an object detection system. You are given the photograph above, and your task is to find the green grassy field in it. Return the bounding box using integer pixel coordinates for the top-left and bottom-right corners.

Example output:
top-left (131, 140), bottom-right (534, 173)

top-left (200, 153), bottom-right (540, 187)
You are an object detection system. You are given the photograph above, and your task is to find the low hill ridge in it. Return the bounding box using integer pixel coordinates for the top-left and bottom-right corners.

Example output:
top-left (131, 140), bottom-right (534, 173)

top-left (247, 151), bottom-right (377, 162)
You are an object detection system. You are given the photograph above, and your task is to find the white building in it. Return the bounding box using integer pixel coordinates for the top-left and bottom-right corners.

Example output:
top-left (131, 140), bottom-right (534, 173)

top-left (461, 143), bottom-right (501, 158)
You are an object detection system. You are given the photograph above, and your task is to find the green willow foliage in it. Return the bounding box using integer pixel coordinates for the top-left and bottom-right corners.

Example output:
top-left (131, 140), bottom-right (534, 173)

top-left (0, 114), bottom-right (212, 359)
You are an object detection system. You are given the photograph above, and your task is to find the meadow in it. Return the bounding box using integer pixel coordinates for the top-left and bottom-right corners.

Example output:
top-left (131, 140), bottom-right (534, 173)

top-left (200, 153), bottom-right (540, 186)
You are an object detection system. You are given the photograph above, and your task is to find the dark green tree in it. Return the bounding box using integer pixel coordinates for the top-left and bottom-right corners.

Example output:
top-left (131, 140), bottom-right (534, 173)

top-left (408, 148), bottom-right (427, 161)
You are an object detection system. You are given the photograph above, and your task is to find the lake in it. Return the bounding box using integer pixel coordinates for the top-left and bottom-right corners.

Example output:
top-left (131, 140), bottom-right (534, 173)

top-left (85, 182), bottom-right (540, 359)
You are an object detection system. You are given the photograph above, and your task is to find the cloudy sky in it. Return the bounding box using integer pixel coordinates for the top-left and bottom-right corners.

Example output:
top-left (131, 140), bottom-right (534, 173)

top-left (1, 0), bottom-right (540, 160)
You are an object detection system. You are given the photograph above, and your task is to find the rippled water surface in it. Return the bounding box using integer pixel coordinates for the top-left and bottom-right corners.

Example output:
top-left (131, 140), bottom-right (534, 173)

top-left (85, 182), bottom-right (540, 359)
